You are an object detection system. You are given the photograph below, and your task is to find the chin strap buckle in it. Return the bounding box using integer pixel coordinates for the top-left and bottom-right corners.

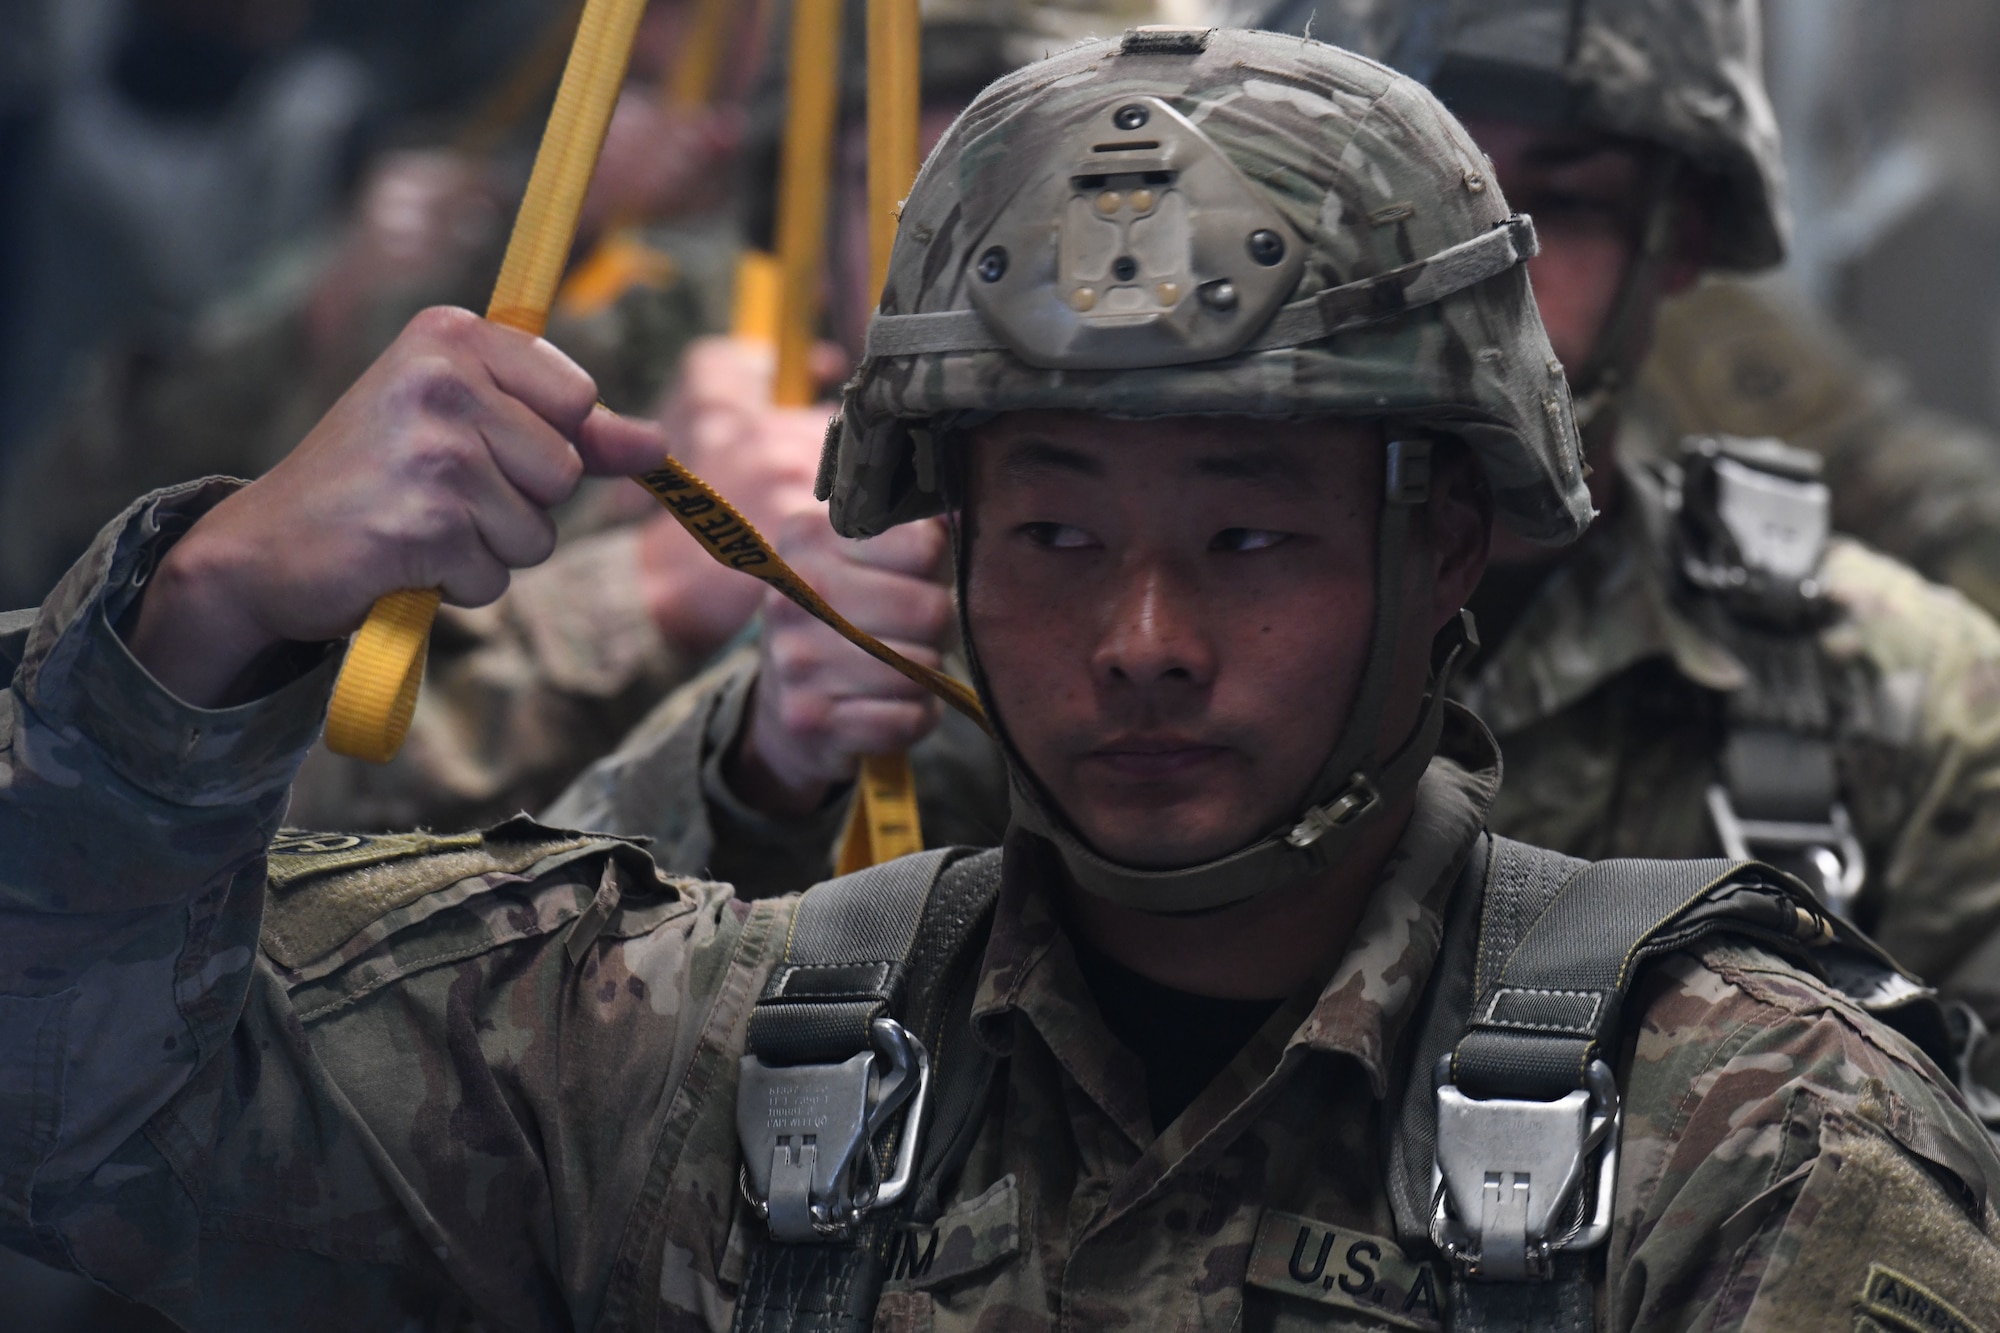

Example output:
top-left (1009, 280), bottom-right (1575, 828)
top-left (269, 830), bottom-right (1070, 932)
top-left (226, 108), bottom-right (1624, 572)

top-left (1431, 1058), bottom-right (1620, 1282)
top-left (737, 1018), bottom-right (932, 1242)
top-left (1286, 774), bottom-right (1382, 848)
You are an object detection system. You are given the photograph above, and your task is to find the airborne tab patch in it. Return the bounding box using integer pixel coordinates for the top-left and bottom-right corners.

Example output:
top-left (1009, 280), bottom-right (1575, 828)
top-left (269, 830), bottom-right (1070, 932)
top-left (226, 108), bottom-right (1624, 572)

top-left (262, 824), bottom-right (602, 969)
top-left (1248, 1209), bottom-right (1443, 1330)
top-left (268, 830), bottom-right (484, 887)
top-left (1857, 1264), bottom-right (1988, 1333)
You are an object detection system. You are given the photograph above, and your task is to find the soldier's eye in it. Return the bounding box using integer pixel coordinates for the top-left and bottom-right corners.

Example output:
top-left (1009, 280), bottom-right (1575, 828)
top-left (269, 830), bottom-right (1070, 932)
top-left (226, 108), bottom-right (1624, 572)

top-left (1021, 522), bottom-right (1096, 549)
top-left (1212, 528), bottom-right (1288, 552)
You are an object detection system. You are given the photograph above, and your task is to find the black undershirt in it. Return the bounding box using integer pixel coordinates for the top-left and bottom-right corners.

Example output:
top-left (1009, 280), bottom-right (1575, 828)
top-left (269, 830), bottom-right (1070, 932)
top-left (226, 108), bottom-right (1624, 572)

top-left (1071, 936), bottom-right (1283, 1131)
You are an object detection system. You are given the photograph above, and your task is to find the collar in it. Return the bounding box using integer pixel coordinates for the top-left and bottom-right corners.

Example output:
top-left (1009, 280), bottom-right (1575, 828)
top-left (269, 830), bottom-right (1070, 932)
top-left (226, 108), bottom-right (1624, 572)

top-left (969, 705), bottom-right (1502, 1105)
top-left (1456, 446), bottom-right (1751, 738)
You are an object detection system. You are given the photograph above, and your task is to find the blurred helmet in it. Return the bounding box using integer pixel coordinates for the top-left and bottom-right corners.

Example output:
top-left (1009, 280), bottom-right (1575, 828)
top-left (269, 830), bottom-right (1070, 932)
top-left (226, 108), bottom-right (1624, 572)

top-left (824, 26), bottom-right (1590, 545)
top-left (1229, 0), bottom-right (1789, 271)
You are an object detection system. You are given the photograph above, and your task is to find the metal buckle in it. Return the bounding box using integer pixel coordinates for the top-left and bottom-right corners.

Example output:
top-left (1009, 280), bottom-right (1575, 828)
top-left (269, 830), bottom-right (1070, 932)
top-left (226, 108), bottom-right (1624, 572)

top-left (1706, 784), bottom-right (1866, 919)
top-left (1286, 774), bottom-right (1382, 848)
top-left (1671, 437), bottom-right (1831, 621)
top-left (1431, 1058), bottom-right (1620, 1281)
top-left (736, 1017), bottom-right (932, 1242)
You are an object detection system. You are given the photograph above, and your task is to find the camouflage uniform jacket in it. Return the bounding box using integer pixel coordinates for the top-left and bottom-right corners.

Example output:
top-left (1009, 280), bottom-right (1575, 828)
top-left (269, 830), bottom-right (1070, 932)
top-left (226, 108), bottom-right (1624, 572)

top-left (7, 492), bottom-right (2000, 1330)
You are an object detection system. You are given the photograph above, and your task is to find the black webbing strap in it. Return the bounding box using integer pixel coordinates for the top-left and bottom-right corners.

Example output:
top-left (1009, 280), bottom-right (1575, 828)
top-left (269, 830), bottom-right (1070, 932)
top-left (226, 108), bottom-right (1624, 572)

top-left (1384, 835), bottom-right (1953, 1333)
top-left (745, 849), bottom-right (952, 1066)
top-left (1386, 835), bottom-right (1584, 1247)
top-left (1449, 855), bottom-right (1790, 1102)
top-left (732, 848), bottom-right (1005, 1333)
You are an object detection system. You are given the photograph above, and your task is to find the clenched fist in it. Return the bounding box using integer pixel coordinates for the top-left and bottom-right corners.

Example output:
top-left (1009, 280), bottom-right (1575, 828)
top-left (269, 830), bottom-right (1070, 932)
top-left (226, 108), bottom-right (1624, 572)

top-left (726, 511), bottom-right (955, 818)
top-left (128, 307), bottom-right (668, 706)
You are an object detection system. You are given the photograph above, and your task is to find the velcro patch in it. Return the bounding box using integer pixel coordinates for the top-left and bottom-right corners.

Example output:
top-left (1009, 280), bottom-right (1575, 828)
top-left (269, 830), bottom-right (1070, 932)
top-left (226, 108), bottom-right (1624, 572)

top-left (268, 829), bottom-right (484, 887)
top-left (1857, 1264), bottom-right (1988, 1333)
top-left (1248, 1209), bottom-right (1443, 1330)
top-left (262, 826), bottom-right (601, 969)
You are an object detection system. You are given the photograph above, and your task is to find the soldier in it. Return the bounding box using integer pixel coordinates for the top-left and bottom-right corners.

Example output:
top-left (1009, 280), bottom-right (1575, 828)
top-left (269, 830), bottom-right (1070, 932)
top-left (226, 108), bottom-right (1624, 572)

top-left (6, 29), bottom-right (2000, 1331)
top-left (552, 0), bottom-right (2000, 1097)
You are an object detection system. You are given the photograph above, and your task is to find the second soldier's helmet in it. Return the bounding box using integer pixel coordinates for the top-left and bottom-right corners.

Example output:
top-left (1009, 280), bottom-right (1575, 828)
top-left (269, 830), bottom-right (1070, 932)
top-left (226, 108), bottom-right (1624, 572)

top-left (1228, 0), bottom-right (1789, 271)
top-left (824, 26), bottom-right (1591, 546)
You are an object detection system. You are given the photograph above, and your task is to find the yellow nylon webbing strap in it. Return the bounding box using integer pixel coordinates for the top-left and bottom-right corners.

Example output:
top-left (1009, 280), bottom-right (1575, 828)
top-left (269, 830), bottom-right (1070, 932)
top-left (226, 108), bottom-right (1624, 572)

top-left (835, 753), bottom-right (928, 874)
top-left (772, 0), bottom-right (843, 408)
top-left (827, 0), bottom-right (927, 870)
top-left (326, 0), bottom-right (651, 763)
top-left (732, 250), bottom-right (782, 342)
top-left (630, 457), bottom-right (989, 732)
top-left (668, 0), bottom-right (739, 108)
top-left (866, 0), bottom-right (920, 299)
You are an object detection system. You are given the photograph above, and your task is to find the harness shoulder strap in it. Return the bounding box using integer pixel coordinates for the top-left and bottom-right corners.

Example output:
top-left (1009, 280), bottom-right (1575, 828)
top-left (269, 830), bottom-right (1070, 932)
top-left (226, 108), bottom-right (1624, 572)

top-left (1389, 834), bottom-right (1952, 1333)
top-left (731, 846), bottom-right (1004, 1333)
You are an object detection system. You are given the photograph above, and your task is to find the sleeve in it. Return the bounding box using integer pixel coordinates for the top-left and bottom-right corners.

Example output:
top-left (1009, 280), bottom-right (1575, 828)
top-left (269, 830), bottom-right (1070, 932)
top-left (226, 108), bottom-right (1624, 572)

top-left (542, 647), bottom-right (1013, 899)
top-left (285, 524), bottom-right (695, 833)
top-left (1608, 944), bottom-right (2000, 1333)
top-left (0, 492), bottom-right (782, 1328)
top-left (0, 480), bottom-right (337, 1241)
top-left (1824, 542), bottom-right (2000, 1037)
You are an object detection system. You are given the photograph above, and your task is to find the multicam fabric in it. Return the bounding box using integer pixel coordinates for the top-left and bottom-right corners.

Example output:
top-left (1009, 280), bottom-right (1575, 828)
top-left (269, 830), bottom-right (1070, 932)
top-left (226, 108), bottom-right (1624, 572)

top-left (828, 28), bottom-right (1590, 545)
top-left (1230, 0), bottom-right (1789, 270)
top-left (6, 509), bottom-right (2000, 1330)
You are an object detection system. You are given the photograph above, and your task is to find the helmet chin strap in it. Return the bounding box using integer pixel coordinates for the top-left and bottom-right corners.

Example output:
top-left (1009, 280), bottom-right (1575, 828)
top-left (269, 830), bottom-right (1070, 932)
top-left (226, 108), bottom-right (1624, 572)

top-left (1567, 157), bottom-right (1686, 436)
top-left (961, 435), bottom-right (1481, 917)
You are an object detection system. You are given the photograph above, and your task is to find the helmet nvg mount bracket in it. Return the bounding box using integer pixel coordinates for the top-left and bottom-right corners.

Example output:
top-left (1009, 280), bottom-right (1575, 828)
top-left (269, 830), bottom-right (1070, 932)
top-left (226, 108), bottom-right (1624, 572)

top-left (967, 95), bottom-right (1307, 370)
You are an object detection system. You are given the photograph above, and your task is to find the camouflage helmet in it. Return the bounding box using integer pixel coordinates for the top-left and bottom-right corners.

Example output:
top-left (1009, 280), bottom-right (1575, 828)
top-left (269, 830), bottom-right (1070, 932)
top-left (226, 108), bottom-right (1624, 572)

top-left (1230, 0), bottom-right (1789, 271)
top-left (822, 26), bottom-right (1590, 546)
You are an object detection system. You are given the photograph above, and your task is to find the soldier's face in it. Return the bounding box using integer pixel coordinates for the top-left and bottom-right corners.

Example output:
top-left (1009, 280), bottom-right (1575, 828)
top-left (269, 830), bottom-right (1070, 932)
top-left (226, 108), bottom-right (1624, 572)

top-left (1462, 119), bottom-right (1705, 374)
top-left (959, 412), bottom-right (1488, 872)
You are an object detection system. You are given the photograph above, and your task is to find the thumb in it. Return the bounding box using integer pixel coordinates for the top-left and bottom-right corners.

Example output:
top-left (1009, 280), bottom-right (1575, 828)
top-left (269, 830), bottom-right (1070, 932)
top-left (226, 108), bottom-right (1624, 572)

top-left (575, 404), bottom-right (669, 476)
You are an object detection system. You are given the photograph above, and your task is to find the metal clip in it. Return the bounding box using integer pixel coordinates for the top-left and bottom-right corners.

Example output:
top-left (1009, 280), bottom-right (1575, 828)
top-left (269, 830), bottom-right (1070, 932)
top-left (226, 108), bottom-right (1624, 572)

top-left (1385, 438), bottom-right (1434, 506)
top-left (737, 1017), bottom-right (932, 1242)
top-left (1286, 774), bottom-right (1381, 848)
top-left (1431, 1058), bottom-right (1620, 1281)
top-left (1706, 784), bottom-right (1865, 919)
top-left (1671, 436), bottom-right (1831, 623)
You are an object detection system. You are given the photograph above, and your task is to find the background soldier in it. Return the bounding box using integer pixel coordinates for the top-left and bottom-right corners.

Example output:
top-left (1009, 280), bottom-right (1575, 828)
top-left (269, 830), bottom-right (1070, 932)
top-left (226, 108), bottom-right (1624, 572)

top-left (551, 0), bottom-right (2000, 1099)
top-left (5, 30), bottom-right (1999, 1331)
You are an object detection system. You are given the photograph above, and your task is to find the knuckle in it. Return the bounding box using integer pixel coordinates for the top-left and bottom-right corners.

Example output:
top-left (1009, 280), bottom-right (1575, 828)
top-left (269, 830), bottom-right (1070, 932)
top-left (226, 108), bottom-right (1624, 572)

top-left (394, 355), bottom-right (480, 422)
top-left (412, 304), bottom-right (483, 347)
top-left (404, 425), bottom-right (483, 486)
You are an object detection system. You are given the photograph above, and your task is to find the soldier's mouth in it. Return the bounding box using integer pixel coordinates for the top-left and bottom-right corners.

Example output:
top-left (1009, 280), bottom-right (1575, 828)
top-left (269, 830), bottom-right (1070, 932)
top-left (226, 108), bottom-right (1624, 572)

top-left (1081, 737), bottom-right (1232, 780)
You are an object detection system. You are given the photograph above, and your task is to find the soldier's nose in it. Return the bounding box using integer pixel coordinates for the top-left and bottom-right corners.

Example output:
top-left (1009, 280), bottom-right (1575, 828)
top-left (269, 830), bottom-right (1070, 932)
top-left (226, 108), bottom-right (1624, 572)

top-left (1091, 563), bottom-right (1216, 692)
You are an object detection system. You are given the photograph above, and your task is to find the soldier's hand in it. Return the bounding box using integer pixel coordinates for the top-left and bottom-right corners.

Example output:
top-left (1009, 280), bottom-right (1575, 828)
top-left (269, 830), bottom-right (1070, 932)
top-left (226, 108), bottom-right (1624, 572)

top-left (637, 336), bottom-right (833, 655)
top-left (127, 307), bottom-right (667, 707)
top-left (726, 513), bottom-right (953, 818)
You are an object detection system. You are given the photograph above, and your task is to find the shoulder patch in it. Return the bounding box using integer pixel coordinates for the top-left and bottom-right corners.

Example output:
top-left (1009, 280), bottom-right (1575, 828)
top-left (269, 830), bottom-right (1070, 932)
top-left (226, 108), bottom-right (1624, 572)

top-left (1859, 1264), bottom-right (1989, 1333)
top-left (262, 822), bottom-right (609, 969)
